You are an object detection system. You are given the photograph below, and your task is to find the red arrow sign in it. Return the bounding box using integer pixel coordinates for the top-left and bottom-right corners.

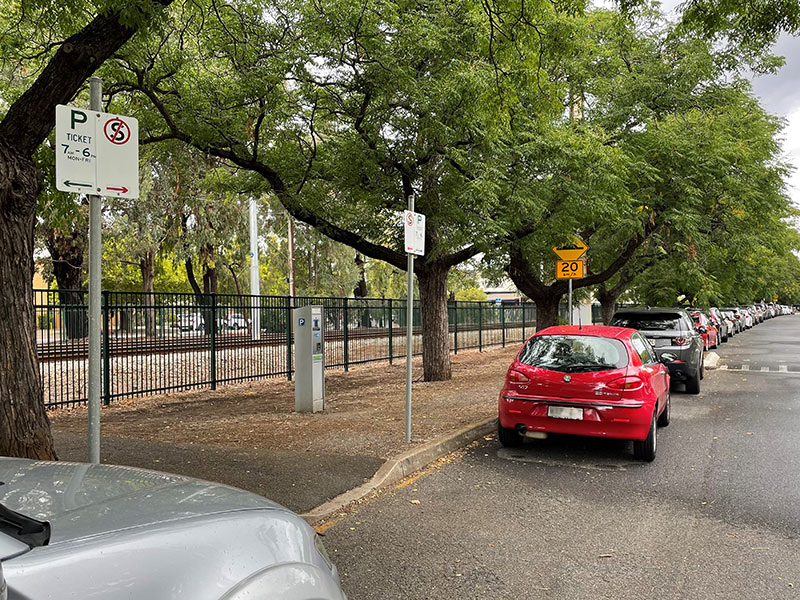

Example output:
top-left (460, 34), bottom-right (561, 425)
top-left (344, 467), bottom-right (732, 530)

top-left (106, 186), bottom-right (129, 193)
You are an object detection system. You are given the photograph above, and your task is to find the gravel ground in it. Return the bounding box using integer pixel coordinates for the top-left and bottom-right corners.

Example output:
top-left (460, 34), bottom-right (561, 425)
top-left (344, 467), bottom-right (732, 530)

top-left (50, 345), bottom-right (520, 459)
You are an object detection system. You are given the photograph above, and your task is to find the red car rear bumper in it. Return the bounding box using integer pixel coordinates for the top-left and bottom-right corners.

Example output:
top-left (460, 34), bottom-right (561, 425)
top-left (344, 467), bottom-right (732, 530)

top-left (498, 393), bottom-right (655, 441)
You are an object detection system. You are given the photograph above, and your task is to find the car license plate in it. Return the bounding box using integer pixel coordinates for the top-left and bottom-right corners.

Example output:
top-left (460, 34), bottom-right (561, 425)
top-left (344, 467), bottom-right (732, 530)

top-left (651, 338), bottom-right (670, 347)
top-left (547, 406), bottom-right (583, 420)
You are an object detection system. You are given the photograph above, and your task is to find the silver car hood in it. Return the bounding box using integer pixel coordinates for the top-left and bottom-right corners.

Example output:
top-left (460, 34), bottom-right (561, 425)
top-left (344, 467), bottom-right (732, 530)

top-left (0, 458), bottom-right (284, 545)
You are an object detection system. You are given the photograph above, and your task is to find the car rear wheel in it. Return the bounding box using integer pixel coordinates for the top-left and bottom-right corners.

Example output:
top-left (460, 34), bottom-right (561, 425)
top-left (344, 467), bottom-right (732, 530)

top-left (657, 391), bottom-right (671, 427)
top-left (685, 372), bottom-right (701, 394)
top-left (634, 411), bottom-right (657, 462)
top-left (498, 422), bottom-right (523, 447)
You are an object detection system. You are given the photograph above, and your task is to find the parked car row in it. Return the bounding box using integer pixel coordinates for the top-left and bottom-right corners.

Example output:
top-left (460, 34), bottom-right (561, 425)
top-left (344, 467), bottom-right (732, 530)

top-left (497, 302), bottom-right (794, 463)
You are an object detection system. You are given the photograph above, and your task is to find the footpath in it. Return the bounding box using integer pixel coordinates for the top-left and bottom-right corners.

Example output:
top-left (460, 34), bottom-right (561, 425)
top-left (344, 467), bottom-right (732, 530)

top-left (52, 346), bottom-right (516, 520)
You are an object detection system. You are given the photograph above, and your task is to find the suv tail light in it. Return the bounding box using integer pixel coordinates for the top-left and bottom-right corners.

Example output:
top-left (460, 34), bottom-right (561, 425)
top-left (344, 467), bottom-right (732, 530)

top-left (508, 369), bottom-right (530, 383)
top-left (607, 376), bottom-right (644, 391)
top-left (673, 337), bottom-right (689, 346)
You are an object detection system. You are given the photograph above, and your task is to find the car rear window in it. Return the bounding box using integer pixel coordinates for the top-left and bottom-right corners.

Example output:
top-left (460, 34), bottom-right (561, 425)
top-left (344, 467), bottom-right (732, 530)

top-left (610, 313), bottom-right (682, 330)
top-left (518, 335), bottom-right (628, 373)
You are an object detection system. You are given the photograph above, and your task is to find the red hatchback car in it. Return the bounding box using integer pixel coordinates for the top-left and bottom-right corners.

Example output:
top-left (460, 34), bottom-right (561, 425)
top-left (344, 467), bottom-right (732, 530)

top-left (498, 325), bottom-right (671, 461)
top-left (688, 310), bottom-right (718, 351)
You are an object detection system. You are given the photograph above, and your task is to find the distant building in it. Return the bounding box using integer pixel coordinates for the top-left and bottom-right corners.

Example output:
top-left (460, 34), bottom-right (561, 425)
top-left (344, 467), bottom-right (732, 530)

top-left (481, 277), bottom-right (522, 303)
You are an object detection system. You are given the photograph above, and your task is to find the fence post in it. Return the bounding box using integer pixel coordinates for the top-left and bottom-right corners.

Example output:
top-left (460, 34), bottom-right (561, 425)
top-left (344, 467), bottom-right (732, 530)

top-left (343, 297), bottom-right (349, 372)
top-left (210, 294), bottom-right (217, 390)
top-left (102, 291), bottom-right (111, 406)
top-left (478, 302), bottom-right (483, 352)
top-left (286, 296), bottom-right (292, 381)
top-left (388, 298), bottom-right (393, 365)
top-left (522, 302), bottom-right (526, 340)
top-left (453, 300), bottom-right (458, 354)
top-left (501, 302), bottom-right (506, 348)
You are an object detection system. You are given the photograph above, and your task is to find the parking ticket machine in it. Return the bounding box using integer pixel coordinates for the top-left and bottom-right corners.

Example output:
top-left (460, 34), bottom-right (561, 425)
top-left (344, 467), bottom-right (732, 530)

top-left (293, 305), bottom-right (325, 412)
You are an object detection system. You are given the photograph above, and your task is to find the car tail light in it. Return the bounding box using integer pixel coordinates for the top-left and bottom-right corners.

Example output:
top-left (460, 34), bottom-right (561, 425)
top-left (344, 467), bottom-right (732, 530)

top-left (673, 337), bottom-right (689, 346)
top-left (508, 369), bottom-right (530, 383)
top-left (606, 376), bottom-right (644, 391)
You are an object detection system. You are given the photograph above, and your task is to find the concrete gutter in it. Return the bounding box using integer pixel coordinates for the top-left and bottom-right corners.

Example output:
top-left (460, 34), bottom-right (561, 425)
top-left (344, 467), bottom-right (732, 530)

top-left (704, 351), bottom-right (721, 370)
top-left (301, 417), bottom-right (497, 524)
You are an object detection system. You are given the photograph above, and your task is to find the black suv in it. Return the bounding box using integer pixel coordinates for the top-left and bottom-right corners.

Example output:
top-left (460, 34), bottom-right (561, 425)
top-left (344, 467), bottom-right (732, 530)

top-left (609, 307), bottom-right (704, 394)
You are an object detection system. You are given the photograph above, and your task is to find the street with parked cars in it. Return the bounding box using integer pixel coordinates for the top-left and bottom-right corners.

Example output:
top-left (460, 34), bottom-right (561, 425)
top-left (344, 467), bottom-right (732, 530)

top-left (322, 307), bottom-right (800, 599)
top-left (1, 304), bottom-right (796, 599)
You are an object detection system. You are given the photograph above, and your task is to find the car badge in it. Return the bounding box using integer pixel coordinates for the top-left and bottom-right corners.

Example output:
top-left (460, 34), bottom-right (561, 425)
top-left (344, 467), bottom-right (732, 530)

top-left (563, 375), bottom-right (572, 382)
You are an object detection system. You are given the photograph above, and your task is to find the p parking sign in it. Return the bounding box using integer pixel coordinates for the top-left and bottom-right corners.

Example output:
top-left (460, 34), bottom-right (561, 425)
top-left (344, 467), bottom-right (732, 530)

top-left (55, 104), bottom-right (139, 199)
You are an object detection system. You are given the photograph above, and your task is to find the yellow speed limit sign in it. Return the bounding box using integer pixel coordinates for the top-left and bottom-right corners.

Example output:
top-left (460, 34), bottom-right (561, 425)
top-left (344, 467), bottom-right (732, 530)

top-left (556, 260), bottom-right (584, 279)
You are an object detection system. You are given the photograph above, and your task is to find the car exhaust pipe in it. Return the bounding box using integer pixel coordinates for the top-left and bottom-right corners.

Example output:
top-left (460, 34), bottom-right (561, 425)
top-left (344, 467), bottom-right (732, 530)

top-left (517, 424), bottom-right (547, 439)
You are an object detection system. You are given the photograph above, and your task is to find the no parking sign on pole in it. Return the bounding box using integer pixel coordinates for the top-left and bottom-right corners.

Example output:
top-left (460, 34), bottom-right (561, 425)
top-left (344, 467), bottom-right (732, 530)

top-left (56, 104), bottom-right (139, 199)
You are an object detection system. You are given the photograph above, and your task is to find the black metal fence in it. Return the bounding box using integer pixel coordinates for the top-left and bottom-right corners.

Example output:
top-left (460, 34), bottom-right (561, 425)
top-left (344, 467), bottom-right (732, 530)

top-left (35, 290), bottom-right (537, 409)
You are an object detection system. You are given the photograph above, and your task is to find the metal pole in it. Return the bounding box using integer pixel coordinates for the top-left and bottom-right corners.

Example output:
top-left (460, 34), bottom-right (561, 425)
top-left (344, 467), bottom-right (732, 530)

top-left (568, 279), bottom-right (573, 326)
top-left (102, 291), bottom-right (111, 406)
top-left (249, 197), bottom-right (260, 340)
top-left (87, 76), bottom-right (103, 464)
top-left (405, 196), bottom-right (414, 444)
top-left (288, 216), bottom-right (296, 300)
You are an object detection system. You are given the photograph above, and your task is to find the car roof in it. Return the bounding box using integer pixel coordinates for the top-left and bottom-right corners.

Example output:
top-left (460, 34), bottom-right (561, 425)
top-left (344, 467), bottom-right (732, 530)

top-left (535, 325), bottom-right (634, 340)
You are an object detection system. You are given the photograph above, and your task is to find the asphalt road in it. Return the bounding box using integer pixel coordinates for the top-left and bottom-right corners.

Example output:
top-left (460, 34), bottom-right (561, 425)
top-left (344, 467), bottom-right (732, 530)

top-left (323, 314), bottom-right (800, 600)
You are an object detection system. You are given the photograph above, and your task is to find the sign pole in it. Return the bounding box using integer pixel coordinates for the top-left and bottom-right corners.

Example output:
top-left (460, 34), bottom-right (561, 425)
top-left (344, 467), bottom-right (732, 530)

top-left (88, 76), bottom-right (102, 464)
top-left (405, 196), bottom-right (415, 444)
top-left (568, 279), bottom-right (573, 326)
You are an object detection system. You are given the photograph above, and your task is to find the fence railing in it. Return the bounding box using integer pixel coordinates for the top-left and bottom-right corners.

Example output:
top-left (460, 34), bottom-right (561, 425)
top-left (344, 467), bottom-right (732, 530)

top-left (34, 289), bottom-right (537, 409)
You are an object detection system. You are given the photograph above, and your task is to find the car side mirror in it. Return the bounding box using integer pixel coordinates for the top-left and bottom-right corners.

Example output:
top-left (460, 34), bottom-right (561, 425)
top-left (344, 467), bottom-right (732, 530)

top-left (660, 352), bottom-right (678, 363)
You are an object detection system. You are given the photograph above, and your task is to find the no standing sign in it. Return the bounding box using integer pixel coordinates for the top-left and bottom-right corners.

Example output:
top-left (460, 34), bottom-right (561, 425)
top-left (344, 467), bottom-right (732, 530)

top-left (55, 105), bottom-right (139, 199)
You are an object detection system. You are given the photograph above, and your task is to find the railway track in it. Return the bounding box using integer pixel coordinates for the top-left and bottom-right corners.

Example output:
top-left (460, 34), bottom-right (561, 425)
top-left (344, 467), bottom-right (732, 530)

top-left (37, 323), bottom-right (509, 362)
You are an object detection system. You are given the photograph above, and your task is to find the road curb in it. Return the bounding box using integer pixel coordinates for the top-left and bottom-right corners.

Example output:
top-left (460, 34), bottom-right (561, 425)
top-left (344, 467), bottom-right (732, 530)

top-left (704, 351), bottom-right (721, 370)
top-left (301, 417), bottom-right (498, 524)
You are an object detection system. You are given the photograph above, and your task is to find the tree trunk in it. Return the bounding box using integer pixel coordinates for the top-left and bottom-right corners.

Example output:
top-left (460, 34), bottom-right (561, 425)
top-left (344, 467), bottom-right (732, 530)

top-left (226, 262), bottom-right (250, 325)
top-left (353, 253), bottom-right (367, 297)
top-left (46, 227), bottom-right (87, 339)
top-left (533, 292), bottom-right (562, 330)
top-left (417, 264), bottom-right (452, 381)
top-left (597, 287), bottom-right (617, 325)
top-left (140, 251), bottom-right (156, 337)
top-left (0, 148), bottom-right (56, 459)
top-left (185, 255), bottom-right (217, 335)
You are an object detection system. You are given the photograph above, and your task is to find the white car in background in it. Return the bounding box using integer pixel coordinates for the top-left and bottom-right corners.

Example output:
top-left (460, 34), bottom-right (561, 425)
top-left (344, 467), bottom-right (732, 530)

top-left (225, 313), bottom-right (248, 330)
top-left (178, 312), bottom-right (204, 331)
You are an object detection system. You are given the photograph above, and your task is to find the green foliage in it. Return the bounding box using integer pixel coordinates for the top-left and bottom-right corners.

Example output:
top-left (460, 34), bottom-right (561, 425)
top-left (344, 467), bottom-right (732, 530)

top-left (455, 287), bottom-right (487, 301)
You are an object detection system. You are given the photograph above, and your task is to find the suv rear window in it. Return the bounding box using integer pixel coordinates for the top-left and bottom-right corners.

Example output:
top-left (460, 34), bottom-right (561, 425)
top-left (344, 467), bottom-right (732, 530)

top-left (518, 335), bottom-right (628, 373)
top-left (610, 313), bottom-right (682, 330)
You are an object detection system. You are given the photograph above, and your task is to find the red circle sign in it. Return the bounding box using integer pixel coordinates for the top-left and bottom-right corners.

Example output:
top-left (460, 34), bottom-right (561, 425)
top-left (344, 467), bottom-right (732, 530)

top-left (103, 118), bottom-right (130, 145)
top-left (406, 213), bottom-right (414, 227)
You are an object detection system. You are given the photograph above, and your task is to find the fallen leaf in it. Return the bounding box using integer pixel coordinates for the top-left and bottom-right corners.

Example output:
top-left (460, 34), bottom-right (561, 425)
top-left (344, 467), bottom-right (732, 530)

top-left (410, 499), bottom-right (421, 505)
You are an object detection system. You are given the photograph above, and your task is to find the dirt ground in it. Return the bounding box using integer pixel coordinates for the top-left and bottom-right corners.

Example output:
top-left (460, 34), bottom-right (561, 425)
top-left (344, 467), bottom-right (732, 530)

top-left (51, 346), bottom-right (519, 459)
